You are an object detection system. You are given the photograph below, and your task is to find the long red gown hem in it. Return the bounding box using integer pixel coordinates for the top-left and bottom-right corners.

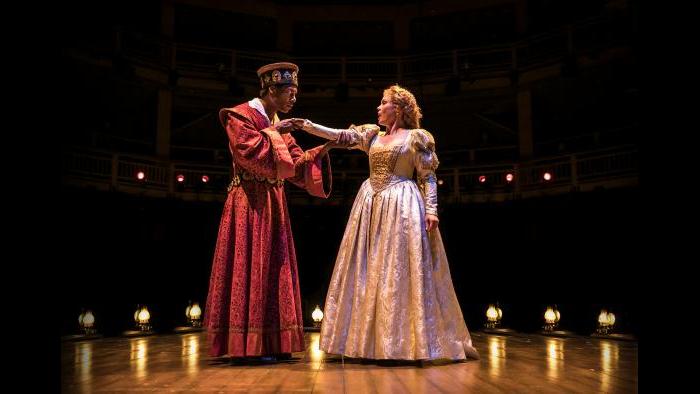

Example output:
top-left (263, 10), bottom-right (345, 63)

top-left (206, 327), bottom-right (305, 357)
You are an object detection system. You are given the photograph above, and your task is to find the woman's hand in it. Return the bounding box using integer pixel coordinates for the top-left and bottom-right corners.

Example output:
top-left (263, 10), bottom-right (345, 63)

top-left (274, 119), bottom-right (296, 134)
top-left (289, 118), bottom-right (309, 131)
top-left (425, 214), bottom-right (439, 232)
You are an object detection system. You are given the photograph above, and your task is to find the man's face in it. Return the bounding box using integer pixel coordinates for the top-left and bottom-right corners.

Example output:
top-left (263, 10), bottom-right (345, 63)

top-left (271, 85), bottom-right (298, 114)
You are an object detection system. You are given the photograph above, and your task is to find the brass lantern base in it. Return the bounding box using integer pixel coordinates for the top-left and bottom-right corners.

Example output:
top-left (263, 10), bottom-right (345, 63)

top-left (174, 326), bottom-right (205, 333)
top-left (539, 329), bottom-right (578, 338)
top-left (482, 327), bottom-right (517, 336)
top-left (61, 333), bottom-right (103, 342)
top-left (122, 329), bottom-right (156, 337)
top-left (590, 333), bottom-right (637, 341)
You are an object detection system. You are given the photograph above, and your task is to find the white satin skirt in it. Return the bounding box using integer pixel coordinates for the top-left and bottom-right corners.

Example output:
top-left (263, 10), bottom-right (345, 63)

top-left (319, 178), bottom-right (480, 360)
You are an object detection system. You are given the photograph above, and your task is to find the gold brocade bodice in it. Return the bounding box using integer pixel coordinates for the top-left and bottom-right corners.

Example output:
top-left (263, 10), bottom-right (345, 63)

top-left (368, 136), bottom-right (416, 192)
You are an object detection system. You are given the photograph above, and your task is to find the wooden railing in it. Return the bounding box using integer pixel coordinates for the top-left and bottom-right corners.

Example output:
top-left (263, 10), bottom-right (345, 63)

top-left (62, 144), bottom-right (638, 203)
top-left (100, 15), bottom-right (629, 87)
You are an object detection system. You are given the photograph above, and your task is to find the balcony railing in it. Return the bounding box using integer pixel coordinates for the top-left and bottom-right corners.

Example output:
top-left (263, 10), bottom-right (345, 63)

top-left (62, 144), bottom-right (638, 203)
top-left (95, 15), bottom-right (630, 87)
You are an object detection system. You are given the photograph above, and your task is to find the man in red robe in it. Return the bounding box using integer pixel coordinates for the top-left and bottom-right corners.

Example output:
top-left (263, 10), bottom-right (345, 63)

top-left (204, 62), bottom-right (336, 359)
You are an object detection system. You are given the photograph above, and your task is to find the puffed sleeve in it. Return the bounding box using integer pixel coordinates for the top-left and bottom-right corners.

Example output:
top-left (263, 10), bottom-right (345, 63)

top-left (412, 129), bottom-right (440, 216)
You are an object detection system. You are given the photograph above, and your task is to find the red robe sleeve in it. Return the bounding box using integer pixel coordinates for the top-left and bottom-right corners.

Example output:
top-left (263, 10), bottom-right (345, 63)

top-left (223, 111), bottom-right (295, 179)
top-left (222, 109), bottom-right (332, 198)
top-left (283, 133), bottom-right (332, 198)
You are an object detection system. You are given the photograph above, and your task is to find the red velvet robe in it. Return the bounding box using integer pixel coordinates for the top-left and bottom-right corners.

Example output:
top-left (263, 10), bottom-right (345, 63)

top-left (204, 101), bottom-right (331, 357)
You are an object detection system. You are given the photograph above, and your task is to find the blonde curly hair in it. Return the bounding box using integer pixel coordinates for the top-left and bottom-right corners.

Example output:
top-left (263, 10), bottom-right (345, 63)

top-left (384, 84), bottom-right (423, 129)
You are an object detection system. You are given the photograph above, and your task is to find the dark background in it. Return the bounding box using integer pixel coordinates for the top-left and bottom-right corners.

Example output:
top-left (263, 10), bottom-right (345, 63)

top-left (53, 0), bottom-right (643, 341)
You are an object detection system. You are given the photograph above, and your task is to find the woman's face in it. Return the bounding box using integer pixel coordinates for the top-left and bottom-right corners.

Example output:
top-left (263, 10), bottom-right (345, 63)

top-left (377, 93), bottom-right (398, 127)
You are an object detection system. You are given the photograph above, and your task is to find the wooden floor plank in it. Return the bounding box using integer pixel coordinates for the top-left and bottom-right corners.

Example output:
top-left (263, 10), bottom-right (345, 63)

top-left (61, 331), bottom-right (638, 393)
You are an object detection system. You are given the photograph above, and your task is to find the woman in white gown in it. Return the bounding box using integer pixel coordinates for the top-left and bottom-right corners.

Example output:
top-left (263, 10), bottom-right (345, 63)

top-left (293, 85), bottom-right (479, 361)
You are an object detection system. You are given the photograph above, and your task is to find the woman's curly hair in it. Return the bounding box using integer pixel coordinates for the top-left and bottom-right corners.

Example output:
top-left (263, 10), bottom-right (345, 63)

top-left (384, 84), bottom-right (423, 129)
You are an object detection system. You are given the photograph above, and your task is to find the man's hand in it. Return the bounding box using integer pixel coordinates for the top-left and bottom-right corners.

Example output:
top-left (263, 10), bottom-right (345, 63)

top-left (275, 119), bottom-right (295, 134)
top-left (426, 214), bottom-right (439, 232)
top-left (289, 118), bottom-right (307, 130)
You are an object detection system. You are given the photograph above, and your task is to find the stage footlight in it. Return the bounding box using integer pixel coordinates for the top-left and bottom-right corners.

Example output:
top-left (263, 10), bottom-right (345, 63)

top-left (312, 305), bottom-right (324, 328)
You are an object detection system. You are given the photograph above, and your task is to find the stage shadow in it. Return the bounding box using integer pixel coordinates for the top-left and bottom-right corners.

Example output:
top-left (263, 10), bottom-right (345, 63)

top-left (207, 355), bottom-right (302, 366)
top-left (322, 356), bottom-right (469, 368)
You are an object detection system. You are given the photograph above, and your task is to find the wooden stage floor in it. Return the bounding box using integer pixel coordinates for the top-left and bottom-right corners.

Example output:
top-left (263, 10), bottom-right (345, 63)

top-left (61, 331), bottom-right (637, 393)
